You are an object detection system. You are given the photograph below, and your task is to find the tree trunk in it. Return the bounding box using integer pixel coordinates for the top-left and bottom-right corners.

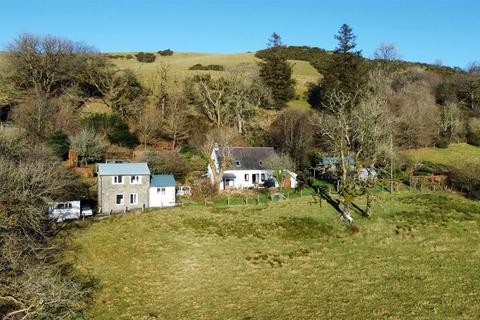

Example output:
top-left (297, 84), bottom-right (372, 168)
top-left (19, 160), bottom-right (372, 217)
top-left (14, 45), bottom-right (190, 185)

top-left (341, 202), bottom-right (355, 224)
top-left (365, 192), bottom-right (372, 217)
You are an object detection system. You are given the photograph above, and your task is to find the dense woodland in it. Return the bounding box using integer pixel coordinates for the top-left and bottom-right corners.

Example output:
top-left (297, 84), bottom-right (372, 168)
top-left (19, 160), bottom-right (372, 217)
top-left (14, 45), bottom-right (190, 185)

top-left (0, 25), bottom-right (480, 318)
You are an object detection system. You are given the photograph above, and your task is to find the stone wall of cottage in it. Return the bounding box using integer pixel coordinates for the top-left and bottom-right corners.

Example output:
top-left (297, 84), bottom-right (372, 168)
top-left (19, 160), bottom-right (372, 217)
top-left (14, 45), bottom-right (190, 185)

top-left (98, 175), bottom-right (149, 213)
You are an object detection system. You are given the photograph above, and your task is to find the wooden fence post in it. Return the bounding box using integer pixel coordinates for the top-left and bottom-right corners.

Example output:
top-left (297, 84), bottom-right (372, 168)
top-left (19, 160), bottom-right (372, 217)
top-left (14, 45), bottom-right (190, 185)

top-left (227, 196), bottom-right (230, 206)
top-left (257, 195), bottom-right (260, 205)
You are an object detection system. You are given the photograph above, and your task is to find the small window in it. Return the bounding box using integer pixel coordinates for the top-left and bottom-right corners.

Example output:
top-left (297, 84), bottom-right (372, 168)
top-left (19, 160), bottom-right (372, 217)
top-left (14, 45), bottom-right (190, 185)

top-left (116, 194), bottom-right (124, 205)
top-left (157, 187), bottom-right (166, 195)
top-left (56, 203), bottom-right (65, 209)
top-left (244, 174), bottom-right (249, 181)
top-left (258, 160), bottom-right (263, 166)
top-left (130, 193), bottom-right (138, 205)
top-left (130, 176), bottom-right (141, 184)
top-left (261, 173), bottom-right (265, 182)
top-left (67, 203), bottom-right (72, 208)
top-left (235, 160), bottom-right (241, 167)
top-left (113, 176), bottom-right (123, 184)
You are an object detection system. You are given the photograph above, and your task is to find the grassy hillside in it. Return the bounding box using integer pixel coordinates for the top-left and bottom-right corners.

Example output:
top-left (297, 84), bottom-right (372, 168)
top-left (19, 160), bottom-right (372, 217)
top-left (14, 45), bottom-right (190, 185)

top-left (403, 143), bottom-right (480, 168)
top-left (109, 51), bottom-right (319, 107)
top-left (65, 192), bottom-right (480, 319)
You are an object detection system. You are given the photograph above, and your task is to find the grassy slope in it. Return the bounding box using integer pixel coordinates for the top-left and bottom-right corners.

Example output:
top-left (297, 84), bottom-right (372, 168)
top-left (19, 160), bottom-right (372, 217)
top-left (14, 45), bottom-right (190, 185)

top-left (110, 52), bottom-right (319, 108)
top-left (65, 192), bottom-right (480, 319)
top-left (403, 143), bottom-right (480, 168)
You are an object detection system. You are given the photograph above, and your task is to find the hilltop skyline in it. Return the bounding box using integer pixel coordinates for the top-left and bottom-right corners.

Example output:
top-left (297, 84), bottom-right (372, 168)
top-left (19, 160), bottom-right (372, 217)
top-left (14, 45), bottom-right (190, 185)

top-left (1, 0), bottom-right (479, 68)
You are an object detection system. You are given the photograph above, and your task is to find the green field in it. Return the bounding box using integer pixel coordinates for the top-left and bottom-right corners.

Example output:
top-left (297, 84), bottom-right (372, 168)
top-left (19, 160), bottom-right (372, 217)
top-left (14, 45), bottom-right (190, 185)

top-left (65, 191), bottom-right (480, 319)
top-left (403, 143), bottom-right (480, 168)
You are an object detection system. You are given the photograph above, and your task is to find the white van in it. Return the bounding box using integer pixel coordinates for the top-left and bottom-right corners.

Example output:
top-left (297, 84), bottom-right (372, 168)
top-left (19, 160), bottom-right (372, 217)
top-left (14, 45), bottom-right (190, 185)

top-left (48, 201), bottom-right (93, 222)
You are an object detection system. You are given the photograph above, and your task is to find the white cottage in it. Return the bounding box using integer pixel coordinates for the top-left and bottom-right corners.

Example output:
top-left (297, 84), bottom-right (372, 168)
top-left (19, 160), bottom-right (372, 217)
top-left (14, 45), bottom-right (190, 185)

top-left (149, 175), bottom-right (176, 207)
top-left (208, 146), bottom-right (296, 191)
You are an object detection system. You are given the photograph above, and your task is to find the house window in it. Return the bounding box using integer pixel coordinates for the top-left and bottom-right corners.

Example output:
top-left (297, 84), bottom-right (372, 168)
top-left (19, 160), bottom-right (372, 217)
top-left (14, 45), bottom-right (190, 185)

top-left (259, 160), bottom-right (263, 166)
top-left (113, 176), bottom-right (123, 184)
top-left (157, 187), bottom-right (166, 195)
top-left (130, 193), bottom-right (138, 205)
top-left (130, 176), bottom-right (141, 184)
top-left (244, 174), bottom-right (249, 181)
top-left (115, 194), bottom-right (124, 205)
top-left (235, 160), bottom-right (241, 167)
top-left (56, 203), bottom-right (65, 209)
top-left (261, 173), bottom-right (265, 182)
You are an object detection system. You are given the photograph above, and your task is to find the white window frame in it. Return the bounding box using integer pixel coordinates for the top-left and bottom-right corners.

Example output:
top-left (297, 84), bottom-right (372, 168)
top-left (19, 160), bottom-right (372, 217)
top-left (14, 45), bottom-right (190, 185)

top-left (115, 194), bottom-right (124, 205)
top-left (244, 174), bottom-right (249, 181)
top-left (113, 175), bottom-right (124, 184)
top-left (261, 173), bottom-right (265, 182)
top-left (157, 187), bottom-right (166, 195)
top-left (130, 193), bottom-right (138, 205)
top-left (130, 175), bottom-right (141, 184)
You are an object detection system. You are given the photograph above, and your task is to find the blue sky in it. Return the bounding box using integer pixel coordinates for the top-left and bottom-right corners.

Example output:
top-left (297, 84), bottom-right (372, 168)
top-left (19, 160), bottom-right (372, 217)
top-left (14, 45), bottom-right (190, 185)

top-left (1, 0), bottom-right (479, 67)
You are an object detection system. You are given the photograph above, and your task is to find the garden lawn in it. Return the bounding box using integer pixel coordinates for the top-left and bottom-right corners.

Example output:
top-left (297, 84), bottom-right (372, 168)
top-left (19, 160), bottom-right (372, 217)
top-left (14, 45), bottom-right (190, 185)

top-left (64, 191), bottom-right (480, 319)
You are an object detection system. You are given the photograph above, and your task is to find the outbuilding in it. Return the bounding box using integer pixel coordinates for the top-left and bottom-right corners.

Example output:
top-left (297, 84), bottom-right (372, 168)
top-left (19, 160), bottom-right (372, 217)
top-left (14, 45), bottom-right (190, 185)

top-left (149, 175), bottom-right (176, 208)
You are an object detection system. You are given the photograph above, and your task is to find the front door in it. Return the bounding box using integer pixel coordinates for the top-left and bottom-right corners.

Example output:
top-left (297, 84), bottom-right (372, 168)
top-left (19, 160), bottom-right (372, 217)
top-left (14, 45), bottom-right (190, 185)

top-left (252, 174), bottom-right (259, 184)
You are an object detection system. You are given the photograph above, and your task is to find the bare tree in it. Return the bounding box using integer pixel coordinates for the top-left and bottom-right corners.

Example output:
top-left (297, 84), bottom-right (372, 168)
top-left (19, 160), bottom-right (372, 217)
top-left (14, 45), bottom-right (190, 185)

top-left (4, 33), bottom-right (93, 97)
top-left (267, 108), bottom-right (314, 170)
top-left (314, 90), bottom-right (391, 222)
top-left (374, 42), bottom-right (400, 61)
top-left (201, 127), bottom-right (241, 189)
top-left (82, 60), bottom-right (144, 118)
top-left (263, 153), bottom-right (294, 188)
top-left (437, 102), bottom-right (460, 143)
top-left (193, 75), bottom-right (229, 128)
top-left (133, 104), bottom-right (162, 151)
top-left (162, 89), bottom-right (192, 149)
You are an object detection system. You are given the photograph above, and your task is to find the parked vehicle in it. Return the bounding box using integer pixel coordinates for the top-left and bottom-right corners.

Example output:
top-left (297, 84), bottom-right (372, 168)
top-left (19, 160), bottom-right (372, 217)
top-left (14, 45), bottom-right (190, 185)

top-left (48, 201), bottom-right (94, 222)
top-left (176, 186), bottom-right (192, 197)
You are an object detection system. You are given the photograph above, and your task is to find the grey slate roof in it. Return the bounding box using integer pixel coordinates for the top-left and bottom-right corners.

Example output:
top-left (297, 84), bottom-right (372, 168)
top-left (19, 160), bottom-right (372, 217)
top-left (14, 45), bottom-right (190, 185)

top-left (150, 175), bottom-right (176, 187)
top-left (219, 147), bottom-right (275, 170)
top-left (97, 163), bottom-right (150, 176)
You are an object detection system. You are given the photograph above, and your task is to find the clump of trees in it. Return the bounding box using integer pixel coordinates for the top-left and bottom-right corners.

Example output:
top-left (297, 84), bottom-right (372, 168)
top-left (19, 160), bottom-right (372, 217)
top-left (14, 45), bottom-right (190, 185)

top-left (135, 52), bottom-right (156, 63)
top-left (158, 49), bottom-right (173, 56)
top-left (189, 64), bottom-right (225, 71)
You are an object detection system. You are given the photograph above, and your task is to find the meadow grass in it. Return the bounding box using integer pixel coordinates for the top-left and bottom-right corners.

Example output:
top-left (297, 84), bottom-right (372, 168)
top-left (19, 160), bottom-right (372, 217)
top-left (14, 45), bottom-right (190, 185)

top-left (64, 191), bottom-right (480, 319)
top-left (402, 143), bottom-right (480, 168)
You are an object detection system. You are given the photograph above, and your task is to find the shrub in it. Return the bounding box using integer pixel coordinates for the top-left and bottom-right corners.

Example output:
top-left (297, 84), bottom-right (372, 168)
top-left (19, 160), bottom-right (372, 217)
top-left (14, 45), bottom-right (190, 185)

top-left (106, 122), bottom-right (139, 148)
top-left (447, 166), bottom-right (480, 200)
top-left (142, 150), bottom-right (189, 180)
top-left (157, 49), bottom-right (173, 56)
top-left (46, 130), bottom-right (70, 159)
top-left (466, 118), bottom-right (480, 146)
top-left (135, 52), bottom-right (156, 63)
top-left (81, 113), bottom-right (138, 148)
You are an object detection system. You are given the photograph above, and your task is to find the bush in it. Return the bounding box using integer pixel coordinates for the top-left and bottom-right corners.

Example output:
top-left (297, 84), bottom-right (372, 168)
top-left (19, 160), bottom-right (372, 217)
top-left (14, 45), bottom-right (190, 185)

top-left (81, 113), bottom-right (138, 148)
top-left (106, 122), bottom-right (139, 148)
top-left (447, 166), bottom-right (480, 200)
top-left (466, 118), bottom-right (480, 146)
top-left (192, 177), bottom-right (218, 200)
top-left (46, 130), bottom-right (70, 159)
top-left (158, 49), bottom-right (173, 56)
top-left (135, 52), bottom-right (156, 63)
top-left (142, 150), bottom-right (190, 180)
top-left (188, 64), bottom-right (225, 71)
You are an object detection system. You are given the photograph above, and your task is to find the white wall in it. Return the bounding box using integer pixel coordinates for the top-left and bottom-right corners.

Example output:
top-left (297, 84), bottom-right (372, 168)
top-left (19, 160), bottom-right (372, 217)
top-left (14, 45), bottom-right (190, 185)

top-left (149, 186), bottom-right (176, 207)
top-left (220, 170), bottom-right (272, 190)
